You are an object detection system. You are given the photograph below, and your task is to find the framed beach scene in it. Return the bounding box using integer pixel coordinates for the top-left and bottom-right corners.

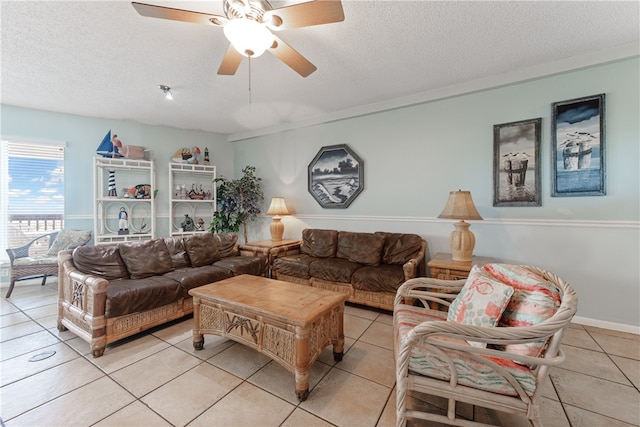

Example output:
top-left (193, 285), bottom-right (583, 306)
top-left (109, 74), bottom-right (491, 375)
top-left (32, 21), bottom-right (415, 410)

top-left (308, 144), bottom-right (364, 208)
top-left (493, 118), bottom-right (542, 207)
top-left (551, 94), bottom-right (606, 197)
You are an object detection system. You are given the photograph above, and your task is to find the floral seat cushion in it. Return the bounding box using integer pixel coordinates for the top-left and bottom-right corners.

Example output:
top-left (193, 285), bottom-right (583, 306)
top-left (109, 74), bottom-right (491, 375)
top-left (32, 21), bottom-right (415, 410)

top-left (394, 304), bottom-right (536, 396)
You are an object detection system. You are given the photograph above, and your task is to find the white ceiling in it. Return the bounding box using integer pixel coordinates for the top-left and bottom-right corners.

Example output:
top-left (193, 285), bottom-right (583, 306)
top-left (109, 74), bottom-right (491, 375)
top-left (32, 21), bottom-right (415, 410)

top-left (1, 1), bottom-right (638, 138)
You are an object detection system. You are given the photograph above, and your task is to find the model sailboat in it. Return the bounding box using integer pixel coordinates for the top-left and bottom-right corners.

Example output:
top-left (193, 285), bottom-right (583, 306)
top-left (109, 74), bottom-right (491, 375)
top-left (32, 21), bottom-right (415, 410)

top-left (96, 130), bottom-right (122, 158)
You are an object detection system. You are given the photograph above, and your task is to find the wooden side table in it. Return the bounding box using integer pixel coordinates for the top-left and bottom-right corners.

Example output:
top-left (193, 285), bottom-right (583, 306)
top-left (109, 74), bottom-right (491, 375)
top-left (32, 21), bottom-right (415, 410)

top-left (239, 239), bottom-right (301, 278)
top-left (427, 253), bottom-right (496, 311)
top-left (427, 252), bottom-right (495, 280)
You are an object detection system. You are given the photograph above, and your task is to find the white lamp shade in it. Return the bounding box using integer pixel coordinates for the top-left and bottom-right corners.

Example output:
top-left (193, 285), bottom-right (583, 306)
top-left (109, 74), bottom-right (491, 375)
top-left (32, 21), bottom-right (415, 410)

top-left (266, 197), bottom-right (289, 216)
top-left (224, 18), bottom-right (274, 57)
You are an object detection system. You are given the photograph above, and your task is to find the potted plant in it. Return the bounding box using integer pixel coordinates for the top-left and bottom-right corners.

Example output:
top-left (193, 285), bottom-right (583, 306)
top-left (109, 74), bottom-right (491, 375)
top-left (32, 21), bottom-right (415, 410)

top-left (210, 166), bottom-right (264, 243)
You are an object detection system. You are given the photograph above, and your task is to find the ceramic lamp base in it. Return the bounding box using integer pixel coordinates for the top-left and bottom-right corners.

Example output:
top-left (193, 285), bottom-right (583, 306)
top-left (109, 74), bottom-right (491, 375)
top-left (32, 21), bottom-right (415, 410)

top-left (449, 220), bottom-right (475, 262)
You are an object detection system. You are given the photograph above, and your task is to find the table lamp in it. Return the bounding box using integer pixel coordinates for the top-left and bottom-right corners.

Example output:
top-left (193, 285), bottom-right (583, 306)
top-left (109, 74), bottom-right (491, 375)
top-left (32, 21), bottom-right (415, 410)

top-left (437, 190), bottom-right (483, 262)
top-left (266, 197), bottom-right (289, 242)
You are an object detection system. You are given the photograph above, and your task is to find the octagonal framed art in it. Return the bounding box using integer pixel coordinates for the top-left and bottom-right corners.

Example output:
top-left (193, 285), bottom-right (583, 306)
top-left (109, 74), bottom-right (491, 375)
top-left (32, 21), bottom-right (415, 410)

top-left (308, 144), bottom-right (364, 208)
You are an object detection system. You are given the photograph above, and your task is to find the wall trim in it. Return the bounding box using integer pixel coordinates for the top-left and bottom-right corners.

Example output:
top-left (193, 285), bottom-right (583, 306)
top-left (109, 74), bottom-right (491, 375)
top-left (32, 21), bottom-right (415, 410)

top-left (572, 316), bottom-right (640, 336)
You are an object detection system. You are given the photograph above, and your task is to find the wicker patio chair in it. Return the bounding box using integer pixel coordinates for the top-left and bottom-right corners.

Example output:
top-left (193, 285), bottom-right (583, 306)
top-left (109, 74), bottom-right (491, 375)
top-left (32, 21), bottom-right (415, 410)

top-left (394, 265), bottom-right (578, 427)
top-left (5, 229), bottom-right (91, 298)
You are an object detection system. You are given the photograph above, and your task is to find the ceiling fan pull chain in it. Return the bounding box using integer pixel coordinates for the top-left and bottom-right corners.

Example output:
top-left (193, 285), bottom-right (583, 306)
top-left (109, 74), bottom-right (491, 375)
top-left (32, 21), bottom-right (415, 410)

top-left (248, 55), bottom-right (252, 105)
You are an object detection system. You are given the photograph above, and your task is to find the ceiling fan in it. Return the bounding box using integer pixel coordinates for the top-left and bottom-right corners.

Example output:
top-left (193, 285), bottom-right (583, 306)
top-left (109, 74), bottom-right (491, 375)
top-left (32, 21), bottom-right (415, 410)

top-left (132, 0), bottom-right (344, 77)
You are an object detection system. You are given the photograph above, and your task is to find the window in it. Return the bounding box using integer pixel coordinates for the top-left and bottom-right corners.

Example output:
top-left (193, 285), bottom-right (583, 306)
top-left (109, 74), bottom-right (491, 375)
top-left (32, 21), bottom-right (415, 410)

top-left (0, 140), bottom-right (65, 261)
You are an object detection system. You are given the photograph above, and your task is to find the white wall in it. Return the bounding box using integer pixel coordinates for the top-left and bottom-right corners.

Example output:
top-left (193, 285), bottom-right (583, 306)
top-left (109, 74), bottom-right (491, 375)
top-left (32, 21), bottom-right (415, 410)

top-left (232, 57), bottom-right (640, 329)
top-left (0, 106), bottom-right (234, 237)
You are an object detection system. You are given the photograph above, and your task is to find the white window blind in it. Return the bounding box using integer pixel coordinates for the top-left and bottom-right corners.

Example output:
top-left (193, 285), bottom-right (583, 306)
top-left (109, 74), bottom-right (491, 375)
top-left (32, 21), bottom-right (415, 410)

top-left (0, 140), bottom-right (65, 262)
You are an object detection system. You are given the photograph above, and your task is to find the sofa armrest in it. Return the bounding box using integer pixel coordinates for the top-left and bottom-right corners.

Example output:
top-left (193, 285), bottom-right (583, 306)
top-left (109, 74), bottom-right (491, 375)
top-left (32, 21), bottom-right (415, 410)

top-left (401, 239), bottom-right (427, 280)
top-left (58, 250), bottom-right (109, 356)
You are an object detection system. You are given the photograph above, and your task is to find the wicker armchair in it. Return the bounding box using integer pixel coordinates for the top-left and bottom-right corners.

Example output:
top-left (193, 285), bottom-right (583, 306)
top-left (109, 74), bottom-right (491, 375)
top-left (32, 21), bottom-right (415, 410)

top-left (5, 229), bottom-right (91, 298)
top-left (394, 266), bottom-right (578, 427)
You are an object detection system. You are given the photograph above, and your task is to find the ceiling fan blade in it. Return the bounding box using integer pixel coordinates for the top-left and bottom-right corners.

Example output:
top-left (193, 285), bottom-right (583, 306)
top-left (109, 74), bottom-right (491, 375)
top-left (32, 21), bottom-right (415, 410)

top-left (217, 45), bottom-right (244, 75)
top-left (132, 2), bottom-right (228, 26)
top-left (268, 35), bottom-right (317, 77)
top-left (264, 0), bottom-right (344, 30)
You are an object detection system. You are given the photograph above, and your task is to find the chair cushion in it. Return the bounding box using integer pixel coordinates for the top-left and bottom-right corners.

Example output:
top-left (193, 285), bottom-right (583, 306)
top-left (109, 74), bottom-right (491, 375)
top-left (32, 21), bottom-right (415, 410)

top-left (272, 254), bottom-right (317, 279)
top-left (47, 229), bottom-right (91, 256)
top-left (214, 256), bottom-right (268, 277)
top-left (301, 229), bottom-right (338, 258)
top-left (13, 255), bottom-right (58, 266)
top-left (336, 231), bottom-right (385, 266)
top-left (73, 245), bottom-right (129, 280)
top-left (310, 257), bottom-right (361, 283)
top-left (105, 276), bottom-right (183, 318)
top-left (183, 233), bottom-right (220, 267)
top-left (483, 264), bottom-right (562, 357)
top-left (118, 239), bottom-right (174, 279)
top-left (395, 303), bottom-right (536, 396)
top-left (351, 264), bottom-right (405, 292)
top-left (163, 265), bottom-right (233, 296)
top-left (448, 265), bottom-right (514, 347)
top-left (376, 232), bottom-right (424, 265)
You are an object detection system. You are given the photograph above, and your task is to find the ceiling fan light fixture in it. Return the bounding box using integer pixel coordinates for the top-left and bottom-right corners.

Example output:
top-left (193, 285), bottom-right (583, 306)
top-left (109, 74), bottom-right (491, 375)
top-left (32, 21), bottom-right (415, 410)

top-left (224, 18), bottom-right (274, 57)
top-left (158, 85), bottom-right (173, 100)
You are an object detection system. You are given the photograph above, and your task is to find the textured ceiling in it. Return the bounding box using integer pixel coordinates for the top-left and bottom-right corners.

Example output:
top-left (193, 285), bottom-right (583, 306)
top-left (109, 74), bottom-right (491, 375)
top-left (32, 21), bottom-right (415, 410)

top-left (1, 1), bottom-right (638, 137)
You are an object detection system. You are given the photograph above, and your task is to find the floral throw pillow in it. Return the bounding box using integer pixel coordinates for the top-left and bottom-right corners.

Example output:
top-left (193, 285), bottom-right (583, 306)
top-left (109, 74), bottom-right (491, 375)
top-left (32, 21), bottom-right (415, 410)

top-left (447, 265), bottom-right (514, 347)
top-left (47, 229), bottom-right (91, 256)
top-left (483, 263), bottom-right (562, 358)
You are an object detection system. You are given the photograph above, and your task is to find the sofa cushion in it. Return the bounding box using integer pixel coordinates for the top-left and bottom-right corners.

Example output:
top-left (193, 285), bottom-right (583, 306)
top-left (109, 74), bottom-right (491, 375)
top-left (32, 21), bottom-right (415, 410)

top-left (47, 229), bottom-right (91, 256)
top-left (351, 264), bottom-right (406, 292)
top-left (336, 232), bottom-right (385, 266)
top-left (273, 254), bottom-right (318, 279)
top-left (163, 237), bottom-right (190, 269)
top-left (105, 276), bottom-right (183, 318)
top-left (375, 232), bottom-right (424, 265)
top-left (118, 239), bottom-right (174, 279)
top-left (310, 257), bottom-right (361, 284)
top-left (163, 265), bottom-right (233, 296)
top-left (72, 245), bottom-right (129, 280)
top-left (448, 266), bottom-right (514, 347)
top-left (183, 233), bottom-right (220, 267)
top-left (301, 229), bottom-right (338, 258)
top-left (394, 303), bottom-right (536, 396)
top-left (215, 232), bottom-right (239, 258)
top-left (214, 256), bottom-right (267, 277)
top-left (483, 264), bottom-right (561, 358)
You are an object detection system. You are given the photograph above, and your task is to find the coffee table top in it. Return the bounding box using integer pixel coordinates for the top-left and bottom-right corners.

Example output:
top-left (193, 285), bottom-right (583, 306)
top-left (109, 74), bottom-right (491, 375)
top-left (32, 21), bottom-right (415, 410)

top-left (189, 275), bottom-right (348, 325)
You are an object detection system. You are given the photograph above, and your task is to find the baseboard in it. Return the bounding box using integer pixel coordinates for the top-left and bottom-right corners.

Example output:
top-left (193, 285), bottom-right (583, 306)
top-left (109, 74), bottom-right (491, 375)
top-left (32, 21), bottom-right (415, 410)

top-left (572, 316), bottom-right (640, 335)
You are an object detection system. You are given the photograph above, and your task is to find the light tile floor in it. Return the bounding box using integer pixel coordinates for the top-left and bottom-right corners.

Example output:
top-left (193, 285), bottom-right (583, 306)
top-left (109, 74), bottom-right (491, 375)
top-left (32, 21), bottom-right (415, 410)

top-left (1, 279), bottom-right (639, 426)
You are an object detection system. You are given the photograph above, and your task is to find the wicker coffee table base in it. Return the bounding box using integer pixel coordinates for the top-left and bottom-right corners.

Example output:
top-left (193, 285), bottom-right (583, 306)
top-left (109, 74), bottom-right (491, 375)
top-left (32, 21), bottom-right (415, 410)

top-left (191, 276), bottom-right (347, 401)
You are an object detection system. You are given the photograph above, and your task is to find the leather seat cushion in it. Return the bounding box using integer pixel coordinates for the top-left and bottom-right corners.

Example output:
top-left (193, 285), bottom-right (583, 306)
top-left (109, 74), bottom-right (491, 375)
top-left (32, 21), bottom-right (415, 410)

top-left (310, 257), bottom-right (361, 283)
top-left (351, 264), bottom-right (406, 292)
top-left (183, 233), bottom-right (220, 267)
top-left (163, 265), bottom-right (233, 295)
top-left (105, 276), bottom-right (182, 318)
top-left (272, 254), bottom-right (318, 279)
top-left (375, 232), bottom-right (424, 265)
top-left (336, 231), bottom-right (385, 266)
top-left (214, 256), bottom-right (267, 277)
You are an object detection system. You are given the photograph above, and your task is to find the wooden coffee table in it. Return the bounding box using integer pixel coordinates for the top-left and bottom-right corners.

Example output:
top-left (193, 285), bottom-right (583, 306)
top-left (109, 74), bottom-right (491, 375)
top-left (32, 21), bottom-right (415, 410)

top-left (189, 274), bottom-right (348, 401)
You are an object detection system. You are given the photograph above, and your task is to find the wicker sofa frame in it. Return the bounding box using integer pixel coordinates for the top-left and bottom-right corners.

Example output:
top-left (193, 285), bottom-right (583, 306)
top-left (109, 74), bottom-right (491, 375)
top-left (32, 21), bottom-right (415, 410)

top-left (394, 266), bottom-right (578, 427)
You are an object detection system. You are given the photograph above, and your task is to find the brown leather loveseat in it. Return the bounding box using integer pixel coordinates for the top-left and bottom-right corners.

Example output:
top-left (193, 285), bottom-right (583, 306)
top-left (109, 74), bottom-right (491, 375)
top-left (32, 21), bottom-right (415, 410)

top-left (57, 232), bottom-right (267, 357)
top-left (272, 229), bottom-right (426, 311)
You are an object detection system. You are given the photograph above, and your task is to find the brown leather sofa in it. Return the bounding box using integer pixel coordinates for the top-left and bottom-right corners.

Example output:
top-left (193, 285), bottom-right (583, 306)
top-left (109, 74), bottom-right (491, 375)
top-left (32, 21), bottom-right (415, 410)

top-left (57, 232), bottom-right (267, 357)
top-left (272, 229), bottom-right (426, 311)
